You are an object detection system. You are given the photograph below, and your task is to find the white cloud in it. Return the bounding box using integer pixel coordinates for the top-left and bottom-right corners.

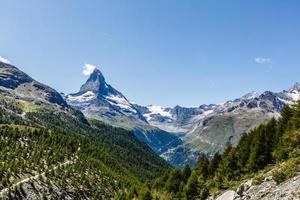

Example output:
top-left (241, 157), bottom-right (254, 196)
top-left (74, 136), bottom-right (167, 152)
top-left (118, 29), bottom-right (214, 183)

top-left (82, 64), bottom-right (96, 76)
top-left (0, 56), bottom-right (11, 64)
top-left (254, 57), bottom-right (271, 64)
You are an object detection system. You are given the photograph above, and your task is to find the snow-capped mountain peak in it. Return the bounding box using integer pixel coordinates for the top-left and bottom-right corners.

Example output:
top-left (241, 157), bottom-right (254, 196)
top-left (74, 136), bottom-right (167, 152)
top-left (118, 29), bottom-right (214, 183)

top-left (289, 82), bottom-right (300, 92)
top-left (65, 67), bottom-right (147, 124)
top-left (79, 68), bottom-right (112, 95)
top-left (241, 91), bottom-right (260, 100)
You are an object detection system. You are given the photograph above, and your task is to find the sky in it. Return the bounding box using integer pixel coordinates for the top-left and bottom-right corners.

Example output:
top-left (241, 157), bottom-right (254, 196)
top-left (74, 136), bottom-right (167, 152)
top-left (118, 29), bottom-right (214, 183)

top-left (0, 0), bottom-right (300, 107)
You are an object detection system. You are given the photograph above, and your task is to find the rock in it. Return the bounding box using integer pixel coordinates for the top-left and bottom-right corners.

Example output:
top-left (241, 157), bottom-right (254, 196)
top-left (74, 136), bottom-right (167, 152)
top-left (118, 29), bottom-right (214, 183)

top-left (264, 176), bottom-right (273, 182)
top-left (216, 190), bottom-right (240, 200)
top-left (214, 175), bottom-right (300, 200)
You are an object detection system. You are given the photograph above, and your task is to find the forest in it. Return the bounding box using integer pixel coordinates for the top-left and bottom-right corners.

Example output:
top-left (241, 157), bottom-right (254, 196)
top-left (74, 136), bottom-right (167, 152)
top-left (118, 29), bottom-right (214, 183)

top-left (0, 98), bottom-right (169, 199)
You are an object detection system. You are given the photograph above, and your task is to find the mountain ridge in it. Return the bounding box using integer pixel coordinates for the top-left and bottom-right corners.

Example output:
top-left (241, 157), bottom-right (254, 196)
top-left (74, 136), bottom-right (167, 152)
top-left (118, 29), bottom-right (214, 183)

top-left (65, 68), bottom-right (182, 155)
top-left (65, 65), bottom-right (300, 168)
top-left (134, 82), bottom-right (300, 167)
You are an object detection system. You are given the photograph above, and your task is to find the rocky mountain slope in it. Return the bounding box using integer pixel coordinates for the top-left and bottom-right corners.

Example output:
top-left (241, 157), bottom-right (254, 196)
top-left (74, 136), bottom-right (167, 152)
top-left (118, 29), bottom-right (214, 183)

top-left (65, 68), bottom-right (182, 155)
top-left (0, 62), bottom-right (68, 108)
top-left (213, 156), bottom-right (300, 200)
top-left (215, 175), bottom-right (300, 200)
top-left (135, 84), bottom-right (300, 167)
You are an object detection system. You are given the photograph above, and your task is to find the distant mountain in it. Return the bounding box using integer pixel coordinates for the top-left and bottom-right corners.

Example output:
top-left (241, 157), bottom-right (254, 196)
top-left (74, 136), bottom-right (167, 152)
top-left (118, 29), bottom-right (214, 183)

top-left (135, 83), bottom-right (300, 167)
top-left (65, 66), bottom-right (300, 168)
top-left (65, 68), bottom-right (182, 155)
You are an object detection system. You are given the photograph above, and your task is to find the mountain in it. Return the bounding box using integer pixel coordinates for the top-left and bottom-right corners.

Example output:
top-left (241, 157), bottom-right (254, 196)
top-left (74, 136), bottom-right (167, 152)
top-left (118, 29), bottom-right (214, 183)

top-left (66, 67), bottom-right (300, 168)
top-left (65, 68), bottom-right (182, 155)
top-left (0, 62), bottom-right (68, 108)
top-left (135, 84), bottom-right (300, 167)
top-left (0, 61), bottom-right (170, 199)
top-left (127, 100), bottom-right (300, 200)
top-left (65, 68), bottom-right (147, 126)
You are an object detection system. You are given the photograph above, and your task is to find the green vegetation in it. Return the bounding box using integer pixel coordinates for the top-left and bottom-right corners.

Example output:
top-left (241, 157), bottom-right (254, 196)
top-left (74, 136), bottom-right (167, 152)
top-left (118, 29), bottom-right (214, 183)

top-left (0, 125), bottom-right (124, 198)
top-left (124, 101), bottom-right (300, 199)
top-left (0, 98), bottom-right (169, 199)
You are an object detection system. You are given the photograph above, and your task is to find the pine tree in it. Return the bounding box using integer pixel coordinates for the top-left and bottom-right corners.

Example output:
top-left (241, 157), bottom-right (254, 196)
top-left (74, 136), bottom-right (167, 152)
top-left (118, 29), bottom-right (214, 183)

top-left (139, 189), bottom-right (153, 200)
top-left (165, 169), bottom-right (183, 194)
top-left (276, 105), bottom-right (293, 142)
top-left (208, 153), bottom-right (222, 177)
top-left (182, 164), bottom-right (192, 183)
top-left (183, 172), bottom-right (198, 200)
top-left (236, 132), bottom-right (252, 172)
top-left (247, 126), bottom-right (266, 171)
top-left (291, 101), bottom-right (300, 130)
top-left (194, 155), bottom-right (209, 179)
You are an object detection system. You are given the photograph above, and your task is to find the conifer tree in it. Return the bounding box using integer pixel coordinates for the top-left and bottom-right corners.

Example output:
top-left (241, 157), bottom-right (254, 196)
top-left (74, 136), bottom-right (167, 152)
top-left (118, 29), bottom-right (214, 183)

top-left (195, 155), bottom-right (209, 179)
top-left (165, 169), bottom-right (183, 194)
top-left (183, 172), bottom-right (198, 200)
top-left (208, 153), bottom-right (222, 177)
top-left (182, 164), bottom-right (192, 183)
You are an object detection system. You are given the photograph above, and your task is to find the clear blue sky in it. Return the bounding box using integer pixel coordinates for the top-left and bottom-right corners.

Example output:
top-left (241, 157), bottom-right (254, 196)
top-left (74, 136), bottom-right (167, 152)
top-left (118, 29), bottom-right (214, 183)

top-left (0, 0), bottom-right (299, 107)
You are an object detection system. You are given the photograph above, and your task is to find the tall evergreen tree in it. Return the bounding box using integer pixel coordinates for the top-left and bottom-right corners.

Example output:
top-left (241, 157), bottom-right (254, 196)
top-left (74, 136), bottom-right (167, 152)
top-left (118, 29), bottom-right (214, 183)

top-left (182, 164), bottom-right (192, 184)
top-left (165, 169), bottom-right (183, 194)
top-left (208, 153), bottom-right (222, 177)
top-left (183, 172), bottom-right (199, 200)
top-left (195, 155), bottom-right (209, 179)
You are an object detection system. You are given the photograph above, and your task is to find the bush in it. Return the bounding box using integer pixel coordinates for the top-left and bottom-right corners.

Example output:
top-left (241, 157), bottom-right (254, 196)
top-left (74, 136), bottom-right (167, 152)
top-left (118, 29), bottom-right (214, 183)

top-left (272, 169), bottom-right (286, 184)
top-left (252, 174), bottom-right (264, 185)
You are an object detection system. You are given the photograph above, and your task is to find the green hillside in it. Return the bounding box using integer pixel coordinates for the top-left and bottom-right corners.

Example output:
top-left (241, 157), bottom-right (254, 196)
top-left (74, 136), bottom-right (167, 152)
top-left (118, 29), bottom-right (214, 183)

top-left (0, 97), bottom-right (169, 199)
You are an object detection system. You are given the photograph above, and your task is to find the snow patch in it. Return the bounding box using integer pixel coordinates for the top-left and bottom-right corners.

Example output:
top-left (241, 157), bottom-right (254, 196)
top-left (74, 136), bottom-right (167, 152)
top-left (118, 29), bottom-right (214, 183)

top-left (242, 91), bottom-right (259, 100)
top-left (106, 95), bottom-right (137, 113)
top-left (67, 91), bottom-right (96, 102)
top-left (193, 109), bottom-right (214, 121)
top-left (144, 105), bottom-right (173, 121)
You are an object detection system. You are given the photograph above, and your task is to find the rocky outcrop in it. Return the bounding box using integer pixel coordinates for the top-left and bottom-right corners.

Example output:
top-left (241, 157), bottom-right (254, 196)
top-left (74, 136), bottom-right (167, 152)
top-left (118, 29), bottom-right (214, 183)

top-left (0, 61), bottom-right (68, 108)
top-left (212, 175), bottom-right (300, 200)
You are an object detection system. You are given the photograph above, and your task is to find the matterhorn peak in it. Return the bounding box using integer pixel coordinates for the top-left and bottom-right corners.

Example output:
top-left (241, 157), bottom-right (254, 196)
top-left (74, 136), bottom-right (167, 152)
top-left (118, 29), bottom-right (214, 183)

top-left (79, 67), bottom-right (108, 94)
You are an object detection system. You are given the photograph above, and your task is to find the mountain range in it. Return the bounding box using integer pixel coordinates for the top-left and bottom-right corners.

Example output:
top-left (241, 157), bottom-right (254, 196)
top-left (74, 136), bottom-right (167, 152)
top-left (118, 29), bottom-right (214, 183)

top-left (65, 66), bottom-right (300, 167)
top-left (1, 59), bottom-right (300, 199)
top-left (135, 84), bottom-right (300, 167)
